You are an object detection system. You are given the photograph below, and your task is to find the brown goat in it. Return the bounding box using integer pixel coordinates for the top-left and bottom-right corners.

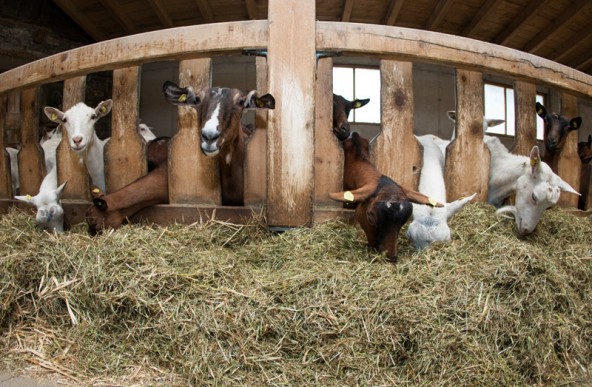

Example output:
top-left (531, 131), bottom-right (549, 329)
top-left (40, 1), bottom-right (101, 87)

top-left (163, 81), bottom-right (275, 206)
top-left (330, 130), bottom-right (442, 261)
top-left (578, 134), bottom-right (592, 210)
top-left (86, 137), bottom-right (171, 234)
top-left (536, 102), bottom-right (582, 168)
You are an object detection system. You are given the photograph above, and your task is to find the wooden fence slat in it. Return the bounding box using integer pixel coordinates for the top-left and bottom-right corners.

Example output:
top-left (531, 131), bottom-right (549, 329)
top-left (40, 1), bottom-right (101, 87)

top-left (0, 95), bottom-right (11, 197)
top-left (105, 66), bottom-right (145, 193)
top-left (556, 93), bottom-right (580, 207)
top-left (17, 87), bottom-right (44, 196)
top-left (375, 60), bottom-right (421, 190)
top-left (511, 80), bottom-right (537, 156)
top-left (244, 56), bottom-right (269, 206)
top-left (445, 69), bottom-right (489, 202)
top-left (57, 76), bottom-right (90, 200)
top-left (266, 0), bottom-right (316, 227)
top-left (314, 57), bottom-right (341, 208)
top-left (168, 58), bottom-right (219, 204)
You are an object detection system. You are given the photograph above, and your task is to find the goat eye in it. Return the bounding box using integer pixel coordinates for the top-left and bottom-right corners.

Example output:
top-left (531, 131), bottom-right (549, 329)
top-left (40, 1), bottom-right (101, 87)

top-left (91, 114), bottom-right (97, 120)
top-left (531, 193), bottom-right (537, 203)
top-left (238, 99), bottom-right (245, 107)
top-left (62, 117), bottom-right (67, 123)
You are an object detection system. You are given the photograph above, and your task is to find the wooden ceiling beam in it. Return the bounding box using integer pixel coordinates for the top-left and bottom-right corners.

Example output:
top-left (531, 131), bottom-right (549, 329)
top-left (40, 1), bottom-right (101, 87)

top-left (425, 0), bottom-right (454, 31)
top-left (342, 0), bottom-right (354, 22)
top-left (99, 0), bottom-right (137, 35)
top-left (384, 0), bottom-right (405, 26)
top-left (522, 0), bottom-right (589, 54)
top-left (195, 0), bottom-right (215, 23)
top-left (147, 0), bottom-right (174, 28)
top-left (574, 57), bottom-right (592, 73)
top-left (552, 24), bottom-right (592, 63)
top-left (245, 0), bottom-right (258, 20)
top-left (493, 0), bottom-right (550, 46)
top-left (461, 0), bottom-right (498, 37)
top-left (52, 0), bottom-right (104, 41)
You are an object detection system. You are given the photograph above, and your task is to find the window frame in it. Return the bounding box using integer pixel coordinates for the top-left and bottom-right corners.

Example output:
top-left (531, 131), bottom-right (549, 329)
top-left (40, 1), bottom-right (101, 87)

top-left (332, 65), bottom-right (381, 125)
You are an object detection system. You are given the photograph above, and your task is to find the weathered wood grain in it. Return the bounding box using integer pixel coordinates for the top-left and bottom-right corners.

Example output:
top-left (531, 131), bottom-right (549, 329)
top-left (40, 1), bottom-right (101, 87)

top-left (556, 93), bottom-right (580, 207)
top-left (17, 87), bottom-right (44, 196)
top-left (510, 80), bottom-right (537, 156)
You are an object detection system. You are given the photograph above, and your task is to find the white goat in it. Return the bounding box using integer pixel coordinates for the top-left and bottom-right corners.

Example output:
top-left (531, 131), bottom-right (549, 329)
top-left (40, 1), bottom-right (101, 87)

top-left (44, 100), bottom-right (112, 192)
top-left (14, 130), bottom-right (67, 232)
top-left (406, 134), bottom-right (476, 249)
top-left (138, 122), bottom-right (157, 142)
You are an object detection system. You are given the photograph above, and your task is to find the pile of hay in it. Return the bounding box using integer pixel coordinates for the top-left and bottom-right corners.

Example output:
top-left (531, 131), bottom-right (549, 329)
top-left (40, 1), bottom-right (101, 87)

top-left (0, 204), bottom-right (590, 385)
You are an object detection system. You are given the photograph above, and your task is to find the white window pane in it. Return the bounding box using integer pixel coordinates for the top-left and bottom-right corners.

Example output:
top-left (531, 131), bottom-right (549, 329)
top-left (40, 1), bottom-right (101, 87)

top-left (506, 88), bottom-right (515, 136)
top-left (333, 67), bottom-right (354, 100)
top-left (536, 94), bottom-right (545, 140)
top-left (484, 84), bottom-right (506, 135)
top-left (354, 68), bottom-right (380, 123)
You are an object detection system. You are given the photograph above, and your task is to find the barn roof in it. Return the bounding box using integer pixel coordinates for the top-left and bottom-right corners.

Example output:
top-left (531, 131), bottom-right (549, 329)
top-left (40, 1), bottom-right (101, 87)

top-left (48, 0), bottom-right (592, 78)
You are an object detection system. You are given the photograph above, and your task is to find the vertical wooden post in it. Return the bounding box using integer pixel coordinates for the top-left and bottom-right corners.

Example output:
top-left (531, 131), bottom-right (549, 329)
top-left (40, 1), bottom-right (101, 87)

top-left (168, 58), bottom-right (219, 204)
top-left (17, 87), bottom-right (44, 196)
top-left (375, 60), bottom-right (421, 190)
top-left (244, 56), bottom-right (269, 206)
top-left (58, 76), bottom-right (90, 200)
top-left (445, 69), bottom-right (489, 202)
top-left (105, 66), bottom-right (145, 193)
top-left (556, 93), bottom-right (580, 207)
top-left (314, 57), bottom-right (342, 209)
top-left (266, 0), bottom-right (316, 227)
top-left (511, 80), bottom-right (536, 156)
top-left (0, 95), bottom-right (10, 198)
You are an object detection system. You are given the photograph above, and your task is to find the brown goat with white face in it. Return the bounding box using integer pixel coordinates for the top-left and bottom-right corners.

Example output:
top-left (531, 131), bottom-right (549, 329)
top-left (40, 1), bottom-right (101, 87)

top-left (536, 102), bottom-right (582, 168)
top-left (330, 129), bottom-right (442, 261)
top-left (163, 81), bottom-right (275, 206)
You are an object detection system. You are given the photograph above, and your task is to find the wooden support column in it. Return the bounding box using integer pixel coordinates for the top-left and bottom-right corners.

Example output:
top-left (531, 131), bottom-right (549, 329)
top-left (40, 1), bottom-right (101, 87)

top-left (314, 57), bottom-right (341, 208)
top-left (511, 80), bottom-right (537, 156)
top-left (105, 66), bottom-right (145, 193)
top-left (17, 87), bottom-right (44, 196)
top-left (0, 95), bottom-right (10, 197)
top-left (168, 58), bottom-right (219, 204)
top-left (375, 60), bottom-right (421, 190)
top-left (58, 76), bottom-right (90, 200)
top-left (556, 93), bottom-right (580, 207)
top-left (244, 56), bottom-right (268, 206)
top-left (445, 69), bottom-right (489, 202)
top-left (266, 0), bottom-right (316, 227)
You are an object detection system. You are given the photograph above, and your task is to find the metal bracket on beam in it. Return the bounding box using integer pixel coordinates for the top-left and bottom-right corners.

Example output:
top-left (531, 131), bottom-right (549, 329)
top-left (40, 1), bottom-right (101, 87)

top-left (316, 51), bottom-right (342, 61)
top-left (243, 49), bottom-right (268, 58)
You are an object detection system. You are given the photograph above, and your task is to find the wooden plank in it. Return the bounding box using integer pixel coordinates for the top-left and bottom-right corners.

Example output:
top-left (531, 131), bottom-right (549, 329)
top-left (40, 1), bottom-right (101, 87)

top-left (315, 22), bottom-right (592, 98)
top-left (52, 0), bottom-right (104, 41)
top-left (168, 58), bottom-right (220, 204)
top-left (0, 21), bottom-right (268, 95)
top-left (0, 95), bottom-right (10, 197)
top-left (195, 0), bottom-right (214, 23)
top-left (342, 0), bottom-right (354, 22)
top-left (384, 0), bottom-right (405, 26)
top-left (57, 76), bottom-right (90, 200)
top-left (147, 0), bottom-right (175, 28)
top-left (492, 0), bottom-right (550, 46)
top-left (245, 0), bottom-right (258, 20)
top-left (266, 0), bottom-right (316, 227)
top-left (104, 66), bottom-right (145, 193)
top-left (244, 56), bottom-right (268, 205)
top-left (313, 57), bottom-right (341, 207)
top-left (510, 80), bottom-right (536, 156)
top-left (17, 87), bottom-right (44, 196)
top-left (374, 60), bottom-right (420, 190)
top-left (556, 93), bottom-right (580, 207)
top-left (425, 0), bottom-right (454, 31)
top-left (99, 0), bottom-right (137, 35)
top-left (445, 69), bottom-right (489, 202)
top-left (461, 0), bottom-right (498, 37)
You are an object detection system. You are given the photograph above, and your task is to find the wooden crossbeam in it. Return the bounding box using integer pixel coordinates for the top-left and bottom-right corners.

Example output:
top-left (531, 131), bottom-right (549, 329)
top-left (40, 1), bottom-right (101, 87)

top-left (195, 0), bottom-right (215, 23)
top-left (245, 0), bottom-right (258, 20)
top-left (99, 0), bottom-right (137, 35)
top-left (341, 0), bottom-right (354, 22)
top-left (384, 0), bottom-right (404, 26)
top-left (147, 0), bottom-right (175, 28)
top-left (493, 0), bottom-right (550, 46)
top-left (461, 0), bottom-right (498, 37)
top-left (552, 25), bottom-right (592, 63)
top-left (425, 0), bottom-right (454, 31)
top-left (52, 0), bottom-right (104, 41)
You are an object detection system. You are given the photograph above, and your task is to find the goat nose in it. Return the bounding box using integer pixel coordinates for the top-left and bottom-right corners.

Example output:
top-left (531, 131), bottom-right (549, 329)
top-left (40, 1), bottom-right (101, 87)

top-left (202, 132), bottom-right (220, 142)
top-left (73, 136), bottom-right (83, 145)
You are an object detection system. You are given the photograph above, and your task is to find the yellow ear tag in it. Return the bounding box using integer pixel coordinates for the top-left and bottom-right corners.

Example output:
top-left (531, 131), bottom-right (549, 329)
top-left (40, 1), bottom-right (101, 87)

top-left (530, 157), bottom-right (539, 166)
top-left (92, 188), bottom-right (101, 194)
top-left (178, 94), bottom-right (187, 103)
top-left (51, 113), bottom-right (57, 121)
top-left (537, 108), bottom-right (544, 115)
top-left (354, 101), bottom-right (362, 108)
top-left (100, 106), bottom-right (107, 113)
top-left (255, 99), bottom-right (265, 108)
top-left (344, 191), bottom-right (354, 202)
top-left (26, 194), bottom-right (32, 200)
top-left (428, 197), bottom-right (438, 207)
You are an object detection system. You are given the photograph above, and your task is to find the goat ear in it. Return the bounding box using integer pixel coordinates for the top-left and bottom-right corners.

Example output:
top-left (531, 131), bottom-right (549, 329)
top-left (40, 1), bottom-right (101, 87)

top-left (569, 117), bottom-right (582, 131)
top-left (486, 118), bottom-right (505, 128)
top-left (352, 98), bottom-right (370, 109)
top-left (588, 134), bottom-right (592, 145)
top-left (44, 107), bottom-right (65, 123)
top-left (163, 81), bottom-right (198, 106)
top-left (15, 194), bottom-right (36, 204)
top-left (446, 111), bottom-right (456, 122)
top-left (245, 91), bottom-right (275, 110)
top-left (446, 193), bottom-right (476, 220)
top-left (55, 181), bottom-right (68, 197)
top-left (536, 102), bottom-right (547, 118)
top-left (93, 197), bottom-right (108, 211)
top-left (496, 206), bottom-right (516, 219)
top-left (95, 100), bottom-right (113, 118)
top-left (529, 146), bottom-right (542, 177)
top-left (554, 175), bottom-right (580, 195)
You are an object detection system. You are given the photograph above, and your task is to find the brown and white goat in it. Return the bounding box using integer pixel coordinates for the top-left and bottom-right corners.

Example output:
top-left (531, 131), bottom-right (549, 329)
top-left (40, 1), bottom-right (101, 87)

top-left (329, 129), bottom-right (442, 261)
top-left (162, 81), bottom-right (275, 206)
top-left (536, 102), bottom-right (582, 168)
top-left (578, 134), bottom-right (592, 210)
top-left (86, 137), bottom-right (171, 234)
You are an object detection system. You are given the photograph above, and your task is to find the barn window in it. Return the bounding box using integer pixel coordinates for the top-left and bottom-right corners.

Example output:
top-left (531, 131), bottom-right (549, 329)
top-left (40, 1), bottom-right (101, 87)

top-left (484, 82), bottom-right (546, 140)
top-left (333, 66), bottom-right (381, 124)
